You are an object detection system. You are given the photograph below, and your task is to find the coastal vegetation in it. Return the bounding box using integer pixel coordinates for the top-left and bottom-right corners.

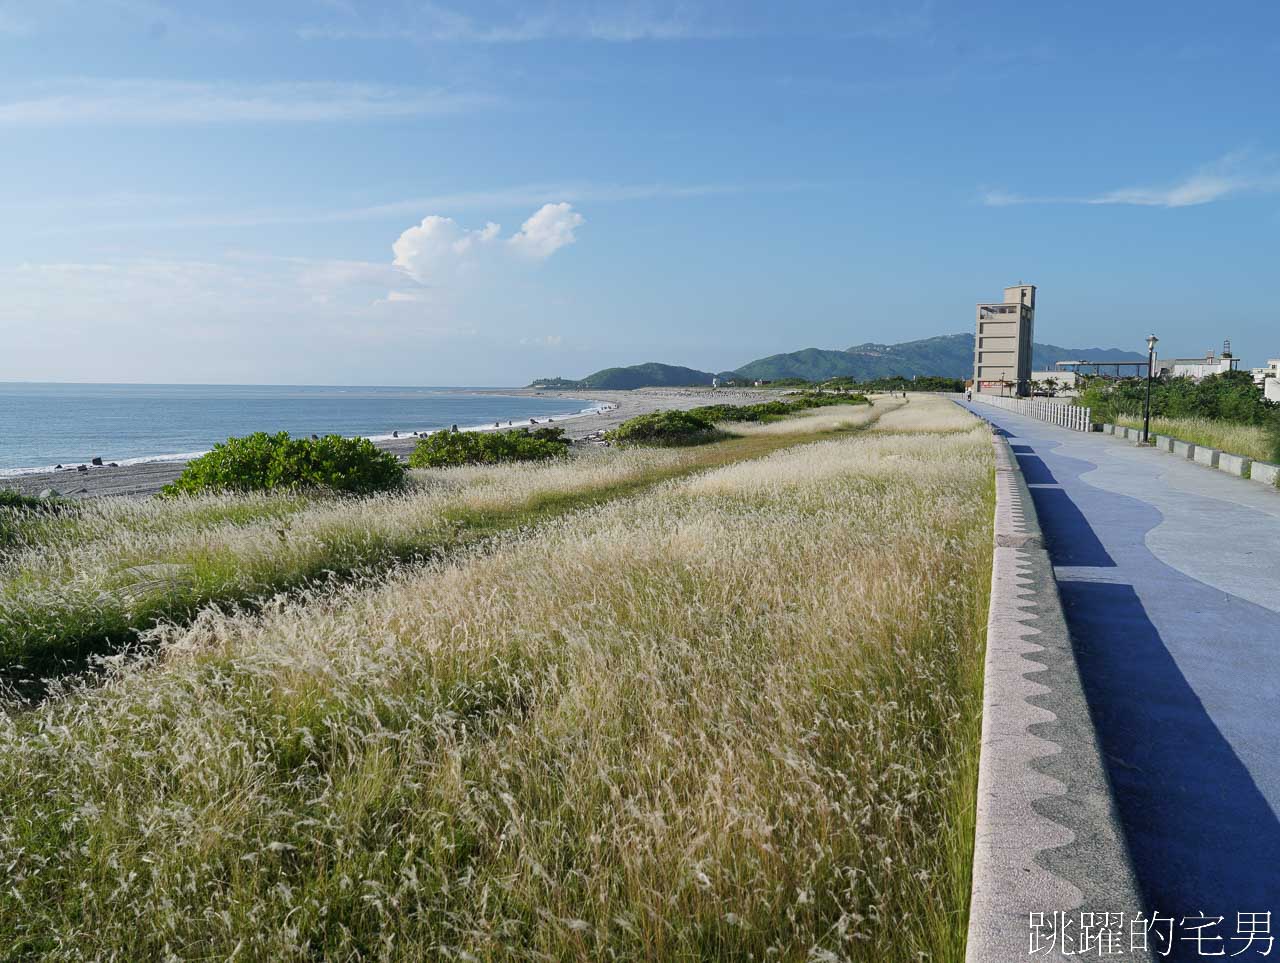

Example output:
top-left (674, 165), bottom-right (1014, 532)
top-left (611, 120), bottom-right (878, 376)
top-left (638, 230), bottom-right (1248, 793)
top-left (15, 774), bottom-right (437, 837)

top-left (161, 432), bottom-right (405, 497)
top-left (820, 375), bottom-right (966, 393)
top-left (409, 426), bottom-right (571, 468)
top-left (1114, 414), bottom-right (1276, 463)
top-left (0, 395), bottom-right (994, 961)
top-left (603, 392), bottom-right (875, 447)
top-left (0, 448), bottom-right (687, 686)
top-left (1081, 371), bottom-right (1280, 461)
top-left (0, 489), bottom-right (67, 552)
top-left (0, 400), bottom-right (895, 690)
top-left (604, 409), bottom-right (722, 446)
top-left (689, 392), bottom-right (870, 424)
top-left (0, 489), bottom-right (50, 511)
top-left (730, 397), bottom-right (896, 436)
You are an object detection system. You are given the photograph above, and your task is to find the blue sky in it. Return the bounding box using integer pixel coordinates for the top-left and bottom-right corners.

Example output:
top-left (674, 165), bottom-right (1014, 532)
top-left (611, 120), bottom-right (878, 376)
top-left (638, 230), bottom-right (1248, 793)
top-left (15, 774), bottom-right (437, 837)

top-left (2, 0), bottom-right (1277, 385)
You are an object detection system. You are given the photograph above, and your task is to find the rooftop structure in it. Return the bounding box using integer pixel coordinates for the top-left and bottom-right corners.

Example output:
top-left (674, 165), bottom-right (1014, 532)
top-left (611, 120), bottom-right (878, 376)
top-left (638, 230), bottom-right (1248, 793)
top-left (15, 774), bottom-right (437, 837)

top-left (973, 283), bottom-right (1035, 396)
top-left (1154, 340), bottom-right (1240, 381)
top-left (1054, 359), bottom-right (1153, 378)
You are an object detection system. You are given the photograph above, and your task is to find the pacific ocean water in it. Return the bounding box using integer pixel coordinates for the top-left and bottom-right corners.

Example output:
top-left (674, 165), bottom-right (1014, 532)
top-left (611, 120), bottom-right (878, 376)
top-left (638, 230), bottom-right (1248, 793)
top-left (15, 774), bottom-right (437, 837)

top-left (0, 383), bottom-right (602, 474)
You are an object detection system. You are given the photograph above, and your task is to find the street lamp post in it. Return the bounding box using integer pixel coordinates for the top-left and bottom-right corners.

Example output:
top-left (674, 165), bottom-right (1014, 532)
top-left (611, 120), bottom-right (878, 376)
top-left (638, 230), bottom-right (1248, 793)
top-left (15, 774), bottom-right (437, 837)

top-left (1143, 334), bottom-right (1159, 443)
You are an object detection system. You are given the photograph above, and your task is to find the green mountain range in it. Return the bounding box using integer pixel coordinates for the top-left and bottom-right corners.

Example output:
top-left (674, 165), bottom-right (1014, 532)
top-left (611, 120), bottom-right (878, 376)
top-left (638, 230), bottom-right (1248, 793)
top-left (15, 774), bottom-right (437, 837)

top-left (530, 333), bottom-right (1144, 389)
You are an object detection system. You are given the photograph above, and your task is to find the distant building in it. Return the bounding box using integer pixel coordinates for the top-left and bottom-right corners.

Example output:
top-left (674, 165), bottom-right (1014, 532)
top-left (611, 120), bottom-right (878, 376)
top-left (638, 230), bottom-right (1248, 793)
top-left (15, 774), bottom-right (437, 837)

top-left (1031, 370), bottom-right (1078, 395)
top-left (974, 283), bottom-right (1035, 396)
top-left (1155, 341), bottom-right (1241, 381)
top-left (1251, 358), bottom-right (1279, 386)
top-left (1255, 359), bottom-right (1280, 402)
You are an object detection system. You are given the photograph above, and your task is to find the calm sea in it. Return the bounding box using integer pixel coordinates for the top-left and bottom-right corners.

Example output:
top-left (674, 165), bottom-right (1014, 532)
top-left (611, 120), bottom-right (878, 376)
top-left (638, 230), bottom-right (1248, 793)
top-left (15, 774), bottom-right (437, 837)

top-left (0, 383), bottom-right (602, 474)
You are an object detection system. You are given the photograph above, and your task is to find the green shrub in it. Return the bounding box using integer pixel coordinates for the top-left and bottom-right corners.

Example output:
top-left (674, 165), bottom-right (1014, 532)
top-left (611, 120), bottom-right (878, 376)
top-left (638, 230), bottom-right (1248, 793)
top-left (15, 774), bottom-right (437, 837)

top-left (791, 392), bottom-right (870, 409)
top-left (605, 410), bottom-right (720, 446)
top-left (409, 427), bottom-right (571, 468)
top-left (0, 489), bottom-right (48, 511)
top-left (161, 432), bottom-right (405, 497)
top-left (688, 394), bottom-right (869, 427)
top-left (1078, 383), bottom-right (1118, 423)
top-left (1, 489), bottom-right (70, 551)
top-left (749, 400), bottom-right (795, 418)
top-left (1079, 372), bottom-right (1280, 449)
top-left (688, 403), bottom-right (764, 423)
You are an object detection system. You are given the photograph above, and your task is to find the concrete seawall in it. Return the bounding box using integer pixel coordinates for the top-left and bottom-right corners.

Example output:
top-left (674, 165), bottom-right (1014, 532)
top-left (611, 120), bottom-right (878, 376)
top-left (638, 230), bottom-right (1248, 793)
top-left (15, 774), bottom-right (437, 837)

top-left (1218, 452), bottom-right (1252, 477)
top-left (1193, 446), bottom-right (1221, 469)
top-left (965, 416), bottom-right (1148, 962)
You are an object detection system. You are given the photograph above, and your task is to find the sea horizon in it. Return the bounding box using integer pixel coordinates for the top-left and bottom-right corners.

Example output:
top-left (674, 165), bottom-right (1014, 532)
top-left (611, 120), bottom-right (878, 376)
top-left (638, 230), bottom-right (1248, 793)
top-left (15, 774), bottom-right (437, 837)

top-left (0, 382), bottom-right (602, 475)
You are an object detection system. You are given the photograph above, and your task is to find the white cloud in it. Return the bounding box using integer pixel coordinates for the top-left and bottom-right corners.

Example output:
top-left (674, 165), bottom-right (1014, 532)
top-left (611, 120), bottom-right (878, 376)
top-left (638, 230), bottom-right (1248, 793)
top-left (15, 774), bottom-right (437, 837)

top-left (29, 180), bottom-right (768, 236)
top-left (1, 254), bottom-right (416, 319)
top-left (508, 203), bottom-right (584, 259)
top-left (979, 189), bottom-right (1029, 208)
top-left (0, 0), bottom-right (247, 41)
top-left (392, 204), bottom-right (582, 281)
top-left (298, 10), bottom-right (696, 43)
top-left (0, 79), bottom-right (494, 126)
top-left (0, 253), bottom-right (481, 383)
top-left (299, 1), bottom-right (929, 44)
top-left (0, 202), bottom-right (589, 382)
top-left (982, 153), bottom-right (1280, 209)
top-left (1087, 174), bottom-right (1242, 208)
top-left (391, 216), bottom-right (502, 283)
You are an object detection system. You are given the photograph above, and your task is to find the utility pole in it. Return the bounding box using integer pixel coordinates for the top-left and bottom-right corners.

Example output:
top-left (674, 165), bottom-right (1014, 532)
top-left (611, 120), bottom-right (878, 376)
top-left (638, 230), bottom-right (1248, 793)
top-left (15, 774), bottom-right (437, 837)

top-left (1143, 334), bottom-right (1159, 443)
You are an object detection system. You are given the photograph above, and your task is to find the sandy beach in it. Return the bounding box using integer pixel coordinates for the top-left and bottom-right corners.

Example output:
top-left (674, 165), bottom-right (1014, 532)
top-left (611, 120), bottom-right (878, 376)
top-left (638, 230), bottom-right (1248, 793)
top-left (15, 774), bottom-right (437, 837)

top-left (3, 387), bottom-right (780, 499)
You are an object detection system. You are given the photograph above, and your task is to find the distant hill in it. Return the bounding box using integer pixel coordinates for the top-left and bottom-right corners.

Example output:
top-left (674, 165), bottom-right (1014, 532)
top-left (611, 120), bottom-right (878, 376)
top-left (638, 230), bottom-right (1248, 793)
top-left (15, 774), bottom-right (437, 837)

top-left (734, 334), bottom-right (1146, 382)
top-left (530, 334), bottom-right (1145, 388)
top-left (531, 362), bottom-right (730, 390)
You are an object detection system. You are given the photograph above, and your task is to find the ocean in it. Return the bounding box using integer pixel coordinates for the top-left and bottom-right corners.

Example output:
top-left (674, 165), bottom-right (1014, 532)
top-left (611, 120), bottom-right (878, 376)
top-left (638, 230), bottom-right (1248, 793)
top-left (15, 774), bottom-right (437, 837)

top-left (0, 383), bottom-right (603, 475)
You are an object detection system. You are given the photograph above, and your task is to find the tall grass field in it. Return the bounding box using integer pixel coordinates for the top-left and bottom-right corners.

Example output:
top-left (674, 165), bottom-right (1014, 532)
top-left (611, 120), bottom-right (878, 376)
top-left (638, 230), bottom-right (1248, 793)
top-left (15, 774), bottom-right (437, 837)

top-left (0, 396), bottom-right (994, 961)
top-left (1114, 414), bottom-right (1275, 463)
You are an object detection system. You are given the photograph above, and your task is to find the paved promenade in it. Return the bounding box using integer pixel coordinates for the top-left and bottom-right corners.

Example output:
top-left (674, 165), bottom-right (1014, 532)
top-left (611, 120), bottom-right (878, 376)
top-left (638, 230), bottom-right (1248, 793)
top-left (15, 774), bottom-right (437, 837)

top-left (959, 402), bottom-right (1280, 932)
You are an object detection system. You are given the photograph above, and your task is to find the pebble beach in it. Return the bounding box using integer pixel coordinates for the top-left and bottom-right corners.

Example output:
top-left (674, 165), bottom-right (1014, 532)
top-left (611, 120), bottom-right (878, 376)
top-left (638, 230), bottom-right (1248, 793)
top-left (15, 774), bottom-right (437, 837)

top-left (4, 387), bottom-right (778, 499)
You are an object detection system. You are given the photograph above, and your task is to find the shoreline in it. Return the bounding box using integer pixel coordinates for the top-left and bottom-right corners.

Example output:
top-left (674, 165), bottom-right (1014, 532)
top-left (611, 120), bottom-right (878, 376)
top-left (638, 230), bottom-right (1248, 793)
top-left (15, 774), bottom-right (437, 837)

top-left (2, 387), bottom-right (779, 499)
top-left (0, 397), bottom-right (610, 481)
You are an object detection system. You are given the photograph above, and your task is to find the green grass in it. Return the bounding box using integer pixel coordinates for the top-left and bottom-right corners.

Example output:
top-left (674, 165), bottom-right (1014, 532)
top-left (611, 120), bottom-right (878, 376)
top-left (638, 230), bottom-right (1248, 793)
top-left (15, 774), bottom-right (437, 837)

top-left (0, 398), bottom-right (994, 961)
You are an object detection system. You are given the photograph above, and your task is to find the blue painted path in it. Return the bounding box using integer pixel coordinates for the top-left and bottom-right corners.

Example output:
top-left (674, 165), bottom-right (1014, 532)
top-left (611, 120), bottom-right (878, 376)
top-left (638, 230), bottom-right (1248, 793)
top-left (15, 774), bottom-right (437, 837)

top-left (960, 402), bottom-right (1280, 947)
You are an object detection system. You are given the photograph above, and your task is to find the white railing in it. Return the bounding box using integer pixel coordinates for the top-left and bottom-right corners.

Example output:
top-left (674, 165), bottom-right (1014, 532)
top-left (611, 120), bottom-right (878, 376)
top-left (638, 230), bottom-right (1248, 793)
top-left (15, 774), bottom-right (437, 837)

top-left (971, 394), bottom-right (1094, 432)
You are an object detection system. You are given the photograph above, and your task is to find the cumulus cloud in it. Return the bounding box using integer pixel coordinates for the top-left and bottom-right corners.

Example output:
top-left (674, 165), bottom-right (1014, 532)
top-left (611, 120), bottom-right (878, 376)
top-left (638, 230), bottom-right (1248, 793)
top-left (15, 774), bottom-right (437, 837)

top-left (391, 215), bottom-right (501, 282)
top-left (508, 202), bottom-right (585, 258)
top-left (391, 204), bottom-right (583, 282)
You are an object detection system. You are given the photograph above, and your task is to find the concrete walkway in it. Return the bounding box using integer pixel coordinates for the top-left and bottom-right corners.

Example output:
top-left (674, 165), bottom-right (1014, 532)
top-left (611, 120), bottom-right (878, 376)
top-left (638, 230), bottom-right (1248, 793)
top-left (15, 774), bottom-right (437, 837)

top-left (959, 402), bottom-right (1280, 942)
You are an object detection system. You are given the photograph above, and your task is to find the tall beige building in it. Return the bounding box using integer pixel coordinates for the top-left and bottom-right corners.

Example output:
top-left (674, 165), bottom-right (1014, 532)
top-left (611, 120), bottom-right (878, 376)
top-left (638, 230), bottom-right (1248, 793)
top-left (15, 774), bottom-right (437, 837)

top-left (974, 283), bottom-right (1035, 396)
